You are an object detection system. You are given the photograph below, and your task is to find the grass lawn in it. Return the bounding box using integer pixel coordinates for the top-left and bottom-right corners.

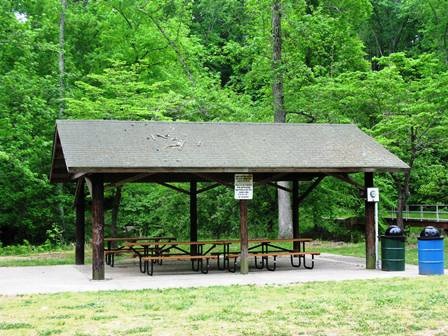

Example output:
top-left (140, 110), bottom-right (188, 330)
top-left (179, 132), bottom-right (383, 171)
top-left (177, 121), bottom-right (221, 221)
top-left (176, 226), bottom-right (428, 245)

top-left (315, 237), bottom-right (448, 268)
top-left (0, 248), bottom-right (92, 267)
top-left (0, 277), bottom-right (447, 336)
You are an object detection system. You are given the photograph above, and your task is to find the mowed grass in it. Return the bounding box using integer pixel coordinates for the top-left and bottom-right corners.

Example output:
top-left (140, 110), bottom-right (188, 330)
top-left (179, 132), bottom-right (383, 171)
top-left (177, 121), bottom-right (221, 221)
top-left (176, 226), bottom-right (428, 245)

top-left (316, 237), bottom-right (448, 268)
top-left (0, 249), bottom-right (92, 267)
top-left (0, 277), bottom-right (448, 336)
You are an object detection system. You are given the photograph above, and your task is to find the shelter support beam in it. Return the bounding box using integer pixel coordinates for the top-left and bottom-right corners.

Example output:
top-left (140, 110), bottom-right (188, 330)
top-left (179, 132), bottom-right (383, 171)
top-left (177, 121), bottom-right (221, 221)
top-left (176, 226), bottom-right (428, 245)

top-left (190, 182), bottom-right (198, 255)
top-left (292, 180), bottom-right (299, 251)
top-left (268, 182), bottom-right (292, 193)
top-left (240, 200), bottom-right (249, 274)
top-left (75, 179), bottom-right (85, 265)
top-left (91, 175), bottom-right (105, 280)
top-left (297, 176), bottom-right (324, 204)
top-left (158, 182), bottom-right (190, 195)
top-left (364, 172), bottom-right (376, 269)
top-left (329, 173), bottom-right (363, 191)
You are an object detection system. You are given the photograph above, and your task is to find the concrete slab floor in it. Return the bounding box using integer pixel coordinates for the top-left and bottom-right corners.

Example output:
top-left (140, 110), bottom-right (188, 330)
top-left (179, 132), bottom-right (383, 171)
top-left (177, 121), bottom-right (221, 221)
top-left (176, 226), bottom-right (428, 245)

top-left (0, 253), bottom-right (438, 296)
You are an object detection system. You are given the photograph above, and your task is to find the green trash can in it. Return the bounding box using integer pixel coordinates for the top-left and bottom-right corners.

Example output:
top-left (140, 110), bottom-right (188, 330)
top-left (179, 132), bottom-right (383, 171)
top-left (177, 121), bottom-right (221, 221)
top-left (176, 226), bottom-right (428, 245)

top-left (381, 225), bottom-right (405, 271)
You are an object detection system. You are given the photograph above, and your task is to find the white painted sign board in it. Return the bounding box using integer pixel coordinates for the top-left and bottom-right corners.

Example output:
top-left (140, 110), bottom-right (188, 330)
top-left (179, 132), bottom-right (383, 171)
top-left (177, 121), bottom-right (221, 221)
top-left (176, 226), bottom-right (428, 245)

top-left (367, 187), bottom-right (379, 202)
top-left (234, 174), bottom-right (253, 200)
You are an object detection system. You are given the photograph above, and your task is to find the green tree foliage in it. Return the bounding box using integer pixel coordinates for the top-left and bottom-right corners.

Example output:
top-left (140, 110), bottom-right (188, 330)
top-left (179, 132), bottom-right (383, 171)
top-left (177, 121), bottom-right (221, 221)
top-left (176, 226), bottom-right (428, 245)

top-left (1, 0), bottom-right (448, 245)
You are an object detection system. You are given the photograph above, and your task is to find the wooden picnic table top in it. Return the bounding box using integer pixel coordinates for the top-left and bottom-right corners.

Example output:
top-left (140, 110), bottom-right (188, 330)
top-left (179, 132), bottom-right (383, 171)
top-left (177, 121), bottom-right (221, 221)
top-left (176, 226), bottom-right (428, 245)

top-left (104, 236), bottom-right (175, 242)
top-left (215, 238), bottom-right (313, 244)
top-left (248, 238), bottom-right (313, 243)
top-left (125, 238), bottom-right (312, 247)
top-left (125, 240), bottom-right (232, 247)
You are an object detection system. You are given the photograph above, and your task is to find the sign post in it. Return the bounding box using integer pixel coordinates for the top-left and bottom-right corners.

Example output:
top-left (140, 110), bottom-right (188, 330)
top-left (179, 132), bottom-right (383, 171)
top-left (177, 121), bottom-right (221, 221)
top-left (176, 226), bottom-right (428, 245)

top-left (235, 174), bottom-right (253, 274)
top-left (367, 187), bottom-right (380, 270)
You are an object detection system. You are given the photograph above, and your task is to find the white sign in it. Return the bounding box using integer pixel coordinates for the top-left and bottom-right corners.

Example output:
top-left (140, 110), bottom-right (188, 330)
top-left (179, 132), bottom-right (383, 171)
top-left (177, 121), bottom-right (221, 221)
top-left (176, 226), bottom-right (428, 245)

top-left (234, 174), bottom-right (253, 200)
top-left (367, 187), bottom-right (379, 202)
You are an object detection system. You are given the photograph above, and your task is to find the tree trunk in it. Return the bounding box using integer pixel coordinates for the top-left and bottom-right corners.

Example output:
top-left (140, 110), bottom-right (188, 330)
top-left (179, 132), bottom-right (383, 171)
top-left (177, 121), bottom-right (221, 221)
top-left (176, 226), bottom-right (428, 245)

top-left (395, 127), bottom-right (416, 229)
top-left (396, 179), bottom-right (406, 228)
top-left (57, 0), bottom-right (67, 237)
top-left (272, 0), bottom-right (293, 238)
top-left (59, 0), bottom-right (66, 119)
top-left (272, 0), bottom-right (284, 124)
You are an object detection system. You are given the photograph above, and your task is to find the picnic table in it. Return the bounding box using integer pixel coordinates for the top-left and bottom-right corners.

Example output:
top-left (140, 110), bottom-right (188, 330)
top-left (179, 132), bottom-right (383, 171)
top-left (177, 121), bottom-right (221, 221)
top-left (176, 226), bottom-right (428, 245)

top-left (104, 236), bottom-right (176, 267)
top-left (125, 240), bottom-right (232, 275)
top-left (228, 238), bottom-right (318, 272)
top-left (125, 238), bottom-right (319, 275)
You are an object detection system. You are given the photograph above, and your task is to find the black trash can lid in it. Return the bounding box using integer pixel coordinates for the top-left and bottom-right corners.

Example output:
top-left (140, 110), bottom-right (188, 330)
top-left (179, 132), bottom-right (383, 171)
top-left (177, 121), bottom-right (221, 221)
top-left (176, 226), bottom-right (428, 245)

top-left (384, 225), bottom-right (404, 236)
top-left (419, 226), bottom-right (443, 240)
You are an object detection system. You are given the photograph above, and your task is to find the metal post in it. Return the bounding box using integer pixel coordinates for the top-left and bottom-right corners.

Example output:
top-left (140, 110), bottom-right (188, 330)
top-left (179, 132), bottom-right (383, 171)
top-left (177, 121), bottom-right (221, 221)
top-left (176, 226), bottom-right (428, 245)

top-left (365, 173), bottom-right (376, 269)
top-left (375, 202), bottom-right (379, 270)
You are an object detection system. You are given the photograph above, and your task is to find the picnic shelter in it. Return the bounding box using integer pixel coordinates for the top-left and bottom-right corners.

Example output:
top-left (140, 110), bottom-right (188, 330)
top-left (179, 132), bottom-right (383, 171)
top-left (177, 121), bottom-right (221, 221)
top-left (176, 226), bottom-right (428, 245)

top-left (49, 120), bottom-right (409, 280)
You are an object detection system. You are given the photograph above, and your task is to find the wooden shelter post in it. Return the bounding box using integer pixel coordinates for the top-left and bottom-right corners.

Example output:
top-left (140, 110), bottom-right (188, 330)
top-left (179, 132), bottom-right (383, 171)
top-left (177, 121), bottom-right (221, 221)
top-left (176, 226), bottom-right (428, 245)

top-left (292, 180), bottom-right (299, 251)
top-left (91, 175), bottom-right (105, 280)
top-left (190, 182), bottom-right (198, 255)
top-left (75, 183), bottom-right (85, 265)
top-left (239, 199), bottom-right (249, 274)
top-left (364, 172), bottom-right (376, 269)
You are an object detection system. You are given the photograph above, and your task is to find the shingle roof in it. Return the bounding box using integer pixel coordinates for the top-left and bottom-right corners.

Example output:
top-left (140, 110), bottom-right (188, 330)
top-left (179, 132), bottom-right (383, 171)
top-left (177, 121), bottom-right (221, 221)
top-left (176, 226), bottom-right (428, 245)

top-left (50, 120), bottom-right (409, 182)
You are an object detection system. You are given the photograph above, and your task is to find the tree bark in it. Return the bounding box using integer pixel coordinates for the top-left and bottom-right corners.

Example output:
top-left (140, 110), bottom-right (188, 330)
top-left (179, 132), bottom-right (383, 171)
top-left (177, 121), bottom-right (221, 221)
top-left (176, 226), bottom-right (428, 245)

top-left (272, 0), bottom-right (284, 123)
top-left (75, 183), bottom-right (85, 265)
top-left (239, 200), bottom-right (249, 274)
top-left (190, 182), bottom-right (198, 255)
top-left (57, 0), bottom-right (67, 238)
top-left (394, 127), bottom-right (417, 228)
top-left (59, 0), bottom-right (66, 119)
top-left (272, 0), bottom-right (293, 238)
top-left (91, 175), bottom-right (105, 280)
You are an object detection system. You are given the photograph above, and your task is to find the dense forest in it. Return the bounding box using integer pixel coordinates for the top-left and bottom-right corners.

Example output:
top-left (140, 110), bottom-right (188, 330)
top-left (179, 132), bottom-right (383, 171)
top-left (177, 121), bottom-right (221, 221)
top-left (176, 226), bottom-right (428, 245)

top-left (1, 0), bottom-right (448, 246)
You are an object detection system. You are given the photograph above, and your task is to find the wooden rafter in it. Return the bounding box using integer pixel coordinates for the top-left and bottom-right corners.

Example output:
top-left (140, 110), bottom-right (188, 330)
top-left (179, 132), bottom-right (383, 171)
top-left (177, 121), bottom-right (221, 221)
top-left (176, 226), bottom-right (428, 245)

top-left (107, 173), bottom-right (155, 188)
top-left (196, 183), bottom-right (220, 194)
top-left (328, 173), bottom-right (363, 191)
top-left (158, 182), bottom-right (190, 195)
top-left (267, 182), bottom-right (292, 193)
top-left (194, 173), bottom-right (234, 190)
top-left (73, 177), bottom-right (85, 208)
top-left (298, 176), bottom-right (325, 204)
top-left (255, 173), bottom-right (290, 185)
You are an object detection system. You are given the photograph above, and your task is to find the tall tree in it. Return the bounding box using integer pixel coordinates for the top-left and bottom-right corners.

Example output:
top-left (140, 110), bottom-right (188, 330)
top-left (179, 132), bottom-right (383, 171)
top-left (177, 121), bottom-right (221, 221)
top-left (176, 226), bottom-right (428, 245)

top-left (57, 0), bottom-right (67, 237)
top-left (272, 0), bottom-right (293, 238)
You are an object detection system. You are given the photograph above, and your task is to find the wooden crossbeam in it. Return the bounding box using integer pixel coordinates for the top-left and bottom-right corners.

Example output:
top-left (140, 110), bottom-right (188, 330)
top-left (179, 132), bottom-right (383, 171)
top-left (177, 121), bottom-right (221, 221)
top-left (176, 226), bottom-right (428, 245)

top-left (255, 173), bottom-right (290, 185)
top-left (73, 178), bottom-right (85, 208)
top-left (194, 174), bottom-right (234, 190)
top-left (158, 182), bottom-right (190, 195)
top-left (107, 173), bottom-right (155, 188)
top-left (267, 182), bottom-right (292, 193)
top-left (71, 172), bottom-right (87, 180)
top-left (298, 176), bottom-right (325, 204)
top-left (196, 183), bottom-right (220, 194)
top-left (328, 173), bottom-right (363, 191)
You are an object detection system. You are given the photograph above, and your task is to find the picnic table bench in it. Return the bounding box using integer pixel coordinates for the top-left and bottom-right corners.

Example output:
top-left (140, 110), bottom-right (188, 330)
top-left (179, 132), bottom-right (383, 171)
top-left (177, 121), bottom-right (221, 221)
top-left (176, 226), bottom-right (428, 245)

top-left (226, 251), bottom-right (320, 272)
top-left (126, 240), bottom-right (231, 275)
top-left (104, 236), bottom-right (176, 267)
top-left (126, 238), bottom-right (319, 276)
